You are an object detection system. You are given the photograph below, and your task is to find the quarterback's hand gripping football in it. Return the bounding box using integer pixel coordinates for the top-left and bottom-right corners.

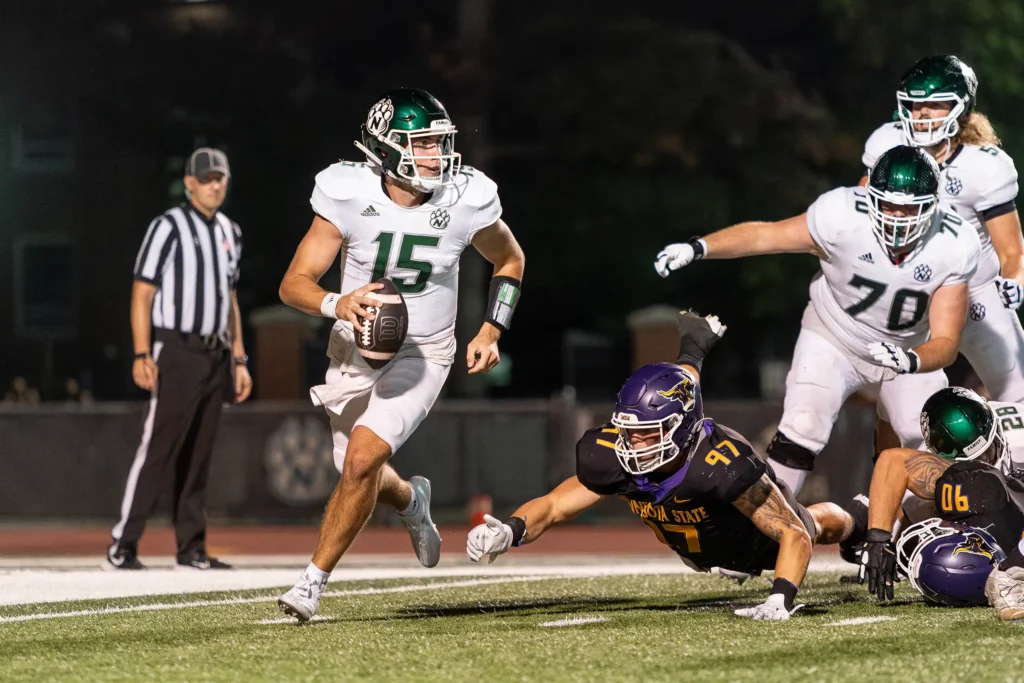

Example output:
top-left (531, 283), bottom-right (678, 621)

top-left (995, 276), bottom-right (1024, 310)
top-left (655, 239), bottom-right (707, 278)
top-left (466, 514), bottom-right (513, 563)
top-left (733, 593), bottom-right (804, 621)
top-left (859, 529), bottom-right (897, 601)
top-left (868, 341), bottom-right (920, 374)
top-left (338, 282), bottom-right (384, 333)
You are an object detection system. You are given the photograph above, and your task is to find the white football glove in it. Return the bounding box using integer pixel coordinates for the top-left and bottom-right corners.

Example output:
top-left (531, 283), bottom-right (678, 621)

top-left (654, 239), bottom-right (707, 278)
top-left (868, 341), bottom-right (920, 374)
top-left (996, 276), bottom-right (1024, 310)
top-left (733, 593), bottom-right (804, 621)
top-left (466, 514), bottom-right (513, 564)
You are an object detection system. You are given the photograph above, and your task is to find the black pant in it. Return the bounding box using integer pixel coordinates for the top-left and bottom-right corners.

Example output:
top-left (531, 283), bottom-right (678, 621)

top-left (112, 331), bottom-right (231, 559)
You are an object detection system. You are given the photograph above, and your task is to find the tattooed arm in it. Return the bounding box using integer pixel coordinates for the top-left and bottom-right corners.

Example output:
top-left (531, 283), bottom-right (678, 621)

top-left (867, 448), bottom-right (952, 532)
top-left (732, 474), bottom-right (813, 588)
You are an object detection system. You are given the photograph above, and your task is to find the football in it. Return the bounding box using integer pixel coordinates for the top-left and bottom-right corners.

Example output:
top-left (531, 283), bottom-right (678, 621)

top-left (355, 278), bottom-right (408, 369)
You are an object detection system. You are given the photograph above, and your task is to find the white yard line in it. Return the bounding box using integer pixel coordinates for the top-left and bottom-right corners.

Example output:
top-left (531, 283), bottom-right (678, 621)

top-left (0, 554), bottom-right (856, 611)
top-left (0, 560), bottom-right (690, 607)
top-left (0, 576), bottom-right (556, 624)
top-left (538, 615), bottom-right (608, 627)
top-left (828, 616), bottom-right (897, 626)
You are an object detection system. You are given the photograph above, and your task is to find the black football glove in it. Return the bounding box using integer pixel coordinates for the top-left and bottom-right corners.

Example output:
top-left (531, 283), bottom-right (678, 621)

top-left (859, 528), bottom-right (897, 601)
top-left (675, 311), bottom-right (727, 371)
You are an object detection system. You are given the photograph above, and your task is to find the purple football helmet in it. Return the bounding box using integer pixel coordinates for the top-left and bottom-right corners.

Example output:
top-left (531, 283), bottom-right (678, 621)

top-left (611, 363), bottom-right (705, 475)
top-left (897, 518), bottom-right (1006, 606)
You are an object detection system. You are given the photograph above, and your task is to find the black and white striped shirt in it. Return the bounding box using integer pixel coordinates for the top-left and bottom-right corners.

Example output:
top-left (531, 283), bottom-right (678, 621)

top-left (133, 203), bottom-right (242, 336)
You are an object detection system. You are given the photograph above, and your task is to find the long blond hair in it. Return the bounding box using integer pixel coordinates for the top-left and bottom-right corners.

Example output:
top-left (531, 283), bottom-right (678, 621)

top-left (955, 111), bottom-right (1001, 147)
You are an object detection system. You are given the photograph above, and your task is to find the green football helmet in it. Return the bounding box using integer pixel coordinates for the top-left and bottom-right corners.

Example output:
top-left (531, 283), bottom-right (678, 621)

top-left (353, 88), bottom-right (461, 192)
top-left (897, 55), bottom-right (978, 148)
top-left (866, 145), bottom-right (941, 259)
top-left (920, 387), bottom-right (1010, 474)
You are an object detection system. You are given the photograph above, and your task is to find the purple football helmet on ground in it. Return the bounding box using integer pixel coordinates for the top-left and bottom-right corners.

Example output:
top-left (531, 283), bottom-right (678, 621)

top-left (897, 518), bottom-right (1006, 606)
top-left (611, 363), bottom-right (705, 475)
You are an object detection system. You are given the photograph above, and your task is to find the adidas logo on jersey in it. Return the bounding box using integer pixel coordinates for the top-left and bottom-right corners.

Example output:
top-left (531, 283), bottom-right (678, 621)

top-left (361, 205), bottom-right (380, 217)
top-left (858, 253), bottom-right (874, 264)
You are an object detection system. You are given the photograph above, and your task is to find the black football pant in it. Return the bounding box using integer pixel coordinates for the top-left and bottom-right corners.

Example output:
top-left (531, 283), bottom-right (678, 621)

top-left (112, 331), bottom-right (231, 560)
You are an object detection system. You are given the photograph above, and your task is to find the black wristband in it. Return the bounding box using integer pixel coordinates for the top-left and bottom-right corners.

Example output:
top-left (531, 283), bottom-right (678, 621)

top-left (770, 577), bottom-right (799, 611)
top-left (504, 516), bottom-right (527, 547)
top-left (486, 276), bottom-right (521, 333)
top-left (234, 354), bottom-right (249, 367)
top-left (687, 237), bottom-right (707, 260)
top-left (907, 350), bottom-right (920, 374)
top-left (134, 352), bottom-right (150, 361)
top-left (865, 528), bottom-right (893, 543)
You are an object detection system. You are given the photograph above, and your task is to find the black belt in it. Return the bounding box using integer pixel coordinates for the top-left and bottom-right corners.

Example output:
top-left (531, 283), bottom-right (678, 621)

top-left (154, 328), bottom-right (227, 351)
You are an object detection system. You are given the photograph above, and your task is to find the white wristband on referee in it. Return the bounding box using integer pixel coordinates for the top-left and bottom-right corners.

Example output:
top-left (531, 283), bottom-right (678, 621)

top-left (320, 293), bottom-right (341, 319)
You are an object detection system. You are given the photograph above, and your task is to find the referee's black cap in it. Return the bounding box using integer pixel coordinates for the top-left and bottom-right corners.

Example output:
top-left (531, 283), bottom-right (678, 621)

top-left (186, 147), bottom-right (231, 179)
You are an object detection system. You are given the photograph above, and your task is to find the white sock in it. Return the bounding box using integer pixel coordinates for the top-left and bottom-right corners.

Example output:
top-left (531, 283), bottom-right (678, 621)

top-left (771, 462), bottom-right (809, 494)
top-left (399, 487), bottom-right (420, 517)
top-left (304, 562), bottom-right (330, 585)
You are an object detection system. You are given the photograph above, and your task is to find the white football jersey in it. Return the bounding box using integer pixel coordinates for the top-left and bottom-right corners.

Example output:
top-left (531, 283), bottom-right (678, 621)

top-left (311, 161), bottom-right (502, 350)
top-left (991, 401), bottom-right (1024, 470)
top-left (862, 122), bottom-right (1018, 285)
top-left (806, 186), bottom-right (980, 361)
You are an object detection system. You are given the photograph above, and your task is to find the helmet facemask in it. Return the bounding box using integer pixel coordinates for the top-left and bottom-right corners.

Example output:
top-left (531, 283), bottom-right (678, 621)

top-left (976, 406), bottom-right (1011, 475)
top-left (866, 188), bottom-right (937, 260)
top-left (897, 92), bottom-right (967, 148)
top-left (611, 413), bottom-right (686, 475)
top-left (378, 124), bottom-right (461, 193)
top-left (896, 518), bottom-right (952, 589)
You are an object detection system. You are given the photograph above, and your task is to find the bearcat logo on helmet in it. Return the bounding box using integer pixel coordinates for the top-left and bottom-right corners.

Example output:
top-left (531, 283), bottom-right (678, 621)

top-left (656, 378), bottom-right (696, 408)
top-left (951, 532), bottom-right (996, 560)
top-left (366, 98), bottom-right (395, 137)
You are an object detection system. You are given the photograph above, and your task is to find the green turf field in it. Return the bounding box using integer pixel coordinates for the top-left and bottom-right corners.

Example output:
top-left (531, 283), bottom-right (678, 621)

top-left (2, 572), bottom-right (1021, 682)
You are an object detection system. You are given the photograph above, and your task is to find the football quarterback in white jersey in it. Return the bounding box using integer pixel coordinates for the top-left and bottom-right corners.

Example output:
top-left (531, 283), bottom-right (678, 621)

top-left (654, 145), bottom-right (980, 495)
top-left (276, 88), bottom-right (525, 622)
top-left (861, 56), bottom-right (1024, 405)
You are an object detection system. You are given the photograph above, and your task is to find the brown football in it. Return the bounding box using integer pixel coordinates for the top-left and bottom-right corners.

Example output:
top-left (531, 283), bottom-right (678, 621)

top-left (355, 278), bottom-right (408, 369)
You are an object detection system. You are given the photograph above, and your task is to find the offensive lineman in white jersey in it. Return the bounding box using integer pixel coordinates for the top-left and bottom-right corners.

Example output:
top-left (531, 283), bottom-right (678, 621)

top-left (276, 88), bottom-right (525, 622)
top-left (862, 56), bottom-right (1024, 405)
top-left (654, 145), bottom-right (980, 495)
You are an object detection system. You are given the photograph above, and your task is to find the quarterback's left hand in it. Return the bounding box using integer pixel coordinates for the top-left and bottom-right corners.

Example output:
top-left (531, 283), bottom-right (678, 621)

top-left (467, 325), bottom-right (501, 374)
top-left (868, 341), bottom-right (920, 374)
top-left (996, 276), bottom-right (1024, 310)
top-left (734, 593), bottom-right (804, 621)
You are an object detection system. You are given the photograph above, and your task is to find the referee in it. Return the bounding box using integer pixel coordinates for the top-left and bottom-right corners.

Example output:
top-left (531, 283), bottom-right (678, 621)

top-left (107, 147), bottom-right (252, 570)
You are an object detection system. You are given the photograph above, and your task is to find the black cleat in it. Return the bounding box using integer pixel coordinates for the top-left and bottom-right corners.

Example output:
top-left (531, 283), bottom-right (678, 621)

top-left (839, 494), bottom-right (869, 565)
top-left (176, 551), bottom-right (233, 570)
top-left (106, 543), bottom-right (146, 570)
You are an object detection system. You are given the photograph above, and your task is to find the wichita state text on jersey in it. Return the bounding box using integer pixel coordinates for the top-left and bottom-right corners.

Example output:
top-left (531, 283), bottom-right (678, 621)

top-left (863, 122), bottom-right (1018, 285)
top-left (575, 422), bottom-right (812, 573)
top-left (934, 460), bottom-right (1024, 553)
top-left (806, 185), bottom-right (980, 360)
top-left (311, 161), bottom-right (502, 350)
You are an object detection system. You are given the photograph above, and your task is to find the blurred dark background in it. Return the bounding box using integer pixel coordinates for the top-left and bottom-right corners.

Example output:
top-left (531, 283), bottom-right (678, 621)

top-left (3, 0), bottom-right (1023, 404)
